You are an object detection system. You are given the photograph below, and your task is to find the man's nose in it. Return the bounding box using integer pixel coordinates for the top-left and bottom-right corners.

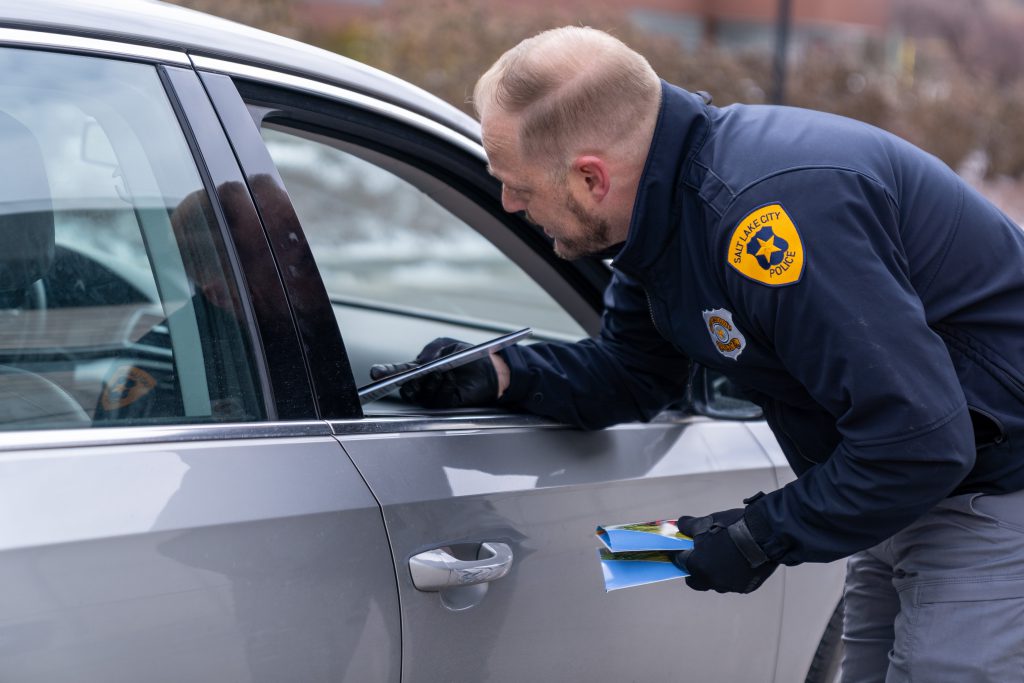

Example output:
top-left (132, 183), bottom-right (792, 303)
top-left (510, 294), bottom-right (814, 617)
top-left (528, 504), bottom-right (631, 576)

top-left (501, 185), bottom-right (525, 213)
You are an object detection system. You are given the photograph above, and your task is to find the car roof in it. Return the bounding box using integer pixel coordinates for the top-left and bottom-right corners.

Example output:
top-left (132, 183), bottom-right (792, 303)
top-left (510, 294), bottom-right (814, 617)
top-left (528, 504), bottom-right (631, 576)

top-left (0, 0), bottom-right (481, 141)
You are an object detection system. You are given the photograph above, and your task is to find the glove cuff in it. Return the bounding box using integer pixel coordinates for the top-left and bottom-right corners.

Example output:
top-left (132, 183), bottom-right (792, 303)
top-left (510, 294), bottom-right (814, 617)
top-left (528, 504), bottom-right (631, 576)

top-left (727, 517), bottom-right (771, 568)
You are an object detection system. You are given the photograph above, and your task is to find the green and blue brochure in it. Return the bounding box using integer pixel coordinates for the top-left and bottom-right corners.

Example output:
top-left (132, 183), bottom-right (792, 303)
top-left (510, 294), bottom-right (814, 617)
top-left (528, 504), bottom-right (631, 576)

top-left (596, 520), bottom-right (693, 591)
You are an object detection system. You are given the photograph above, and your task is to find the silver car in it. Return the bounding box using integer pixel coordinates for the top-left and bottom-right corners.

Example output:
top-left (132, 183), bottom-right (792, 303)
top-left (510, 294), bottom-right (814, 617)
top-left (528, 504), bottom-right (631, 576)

top-left (0, 2), bottom-right (844, 681)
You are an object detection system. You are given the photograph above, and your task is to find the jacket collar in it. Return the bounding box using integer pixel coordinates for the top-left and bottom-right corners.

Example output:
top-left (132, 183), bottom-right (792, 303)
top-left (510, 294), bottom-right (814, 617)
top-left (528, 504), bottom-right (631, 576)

top-left (611, 81), bottom-right (710, 281)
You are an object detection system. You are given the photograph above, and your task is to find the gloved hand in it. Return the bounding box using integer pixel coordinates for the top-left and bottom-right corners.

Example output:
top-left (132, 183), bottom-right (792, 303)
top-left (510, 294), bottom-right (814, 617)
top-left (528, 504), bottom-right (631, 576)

top-left (672, 504), bottom-right (778, 594)
top-left (369, 337), bottom-right (498, 408)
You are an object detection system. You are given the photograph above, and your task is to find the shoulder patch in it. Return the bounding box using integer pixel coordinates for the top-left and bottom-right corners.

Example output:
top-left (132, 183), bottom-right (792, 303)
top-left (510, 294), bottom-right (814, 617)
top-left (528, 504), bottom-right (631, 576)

top-left (726, 202), bottom-right (804, 286)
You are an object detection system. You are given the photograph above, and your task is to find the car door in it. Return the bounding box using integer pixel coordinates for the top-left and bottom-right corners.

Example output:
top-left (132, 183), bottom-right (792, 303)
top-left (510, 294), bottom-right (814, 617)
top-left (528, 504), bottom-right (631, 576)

top-left (0, 36), bottom-right (399, 682)
top-left (200, 61), bottom-right (786, 681)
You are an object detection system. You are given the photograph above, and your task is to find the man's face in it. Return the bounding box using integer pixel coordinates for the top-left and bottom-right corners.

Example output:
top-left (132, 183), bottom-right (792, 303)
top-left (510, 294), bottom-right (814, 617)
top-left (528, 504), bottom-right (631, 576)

top-left (483, 113), bottom-right (615, 261)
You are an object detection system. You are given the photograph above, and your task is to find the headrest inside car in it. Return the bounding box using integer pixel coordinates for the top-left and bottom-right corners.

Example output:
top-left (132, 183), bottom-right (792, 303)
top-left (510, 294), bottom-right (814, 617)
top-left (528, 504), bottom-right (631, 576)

top-left (0, 111), bottom-right (54, 294)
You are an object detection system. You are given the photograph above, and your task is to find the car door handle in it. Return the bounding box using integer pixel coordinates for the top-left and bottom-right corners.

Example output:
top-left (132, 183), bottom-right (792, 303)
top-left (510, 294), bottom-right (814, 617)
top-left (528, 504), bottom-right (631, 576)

top-left (409, 542), bottom-right (514, 591)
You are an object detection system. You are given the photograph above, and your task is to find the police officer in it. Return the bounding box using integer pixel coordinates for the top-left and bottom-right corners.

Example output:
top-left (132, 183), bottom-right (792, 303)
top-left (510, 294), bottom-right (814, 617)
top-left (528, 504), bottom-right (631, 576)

top-left (371, 27), bottom-right (1024, 682)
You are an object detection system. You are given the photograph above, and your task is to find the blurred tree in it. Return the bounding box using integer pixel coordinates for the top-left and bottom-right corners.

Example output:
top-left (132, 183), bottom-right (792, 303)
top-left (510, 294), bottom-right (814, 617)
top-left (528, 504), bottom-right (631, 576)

top-left (986, 83), bottom-right (1024, 178)
top-left (161, 0), bottom-right (1024, 217)
top-left (309, 0), bottom-right (1011, 178)
top-left (895, 0), bottom-right (1024, 86)
top-left (162, 0), bottom-right (302, 38)
top-left (311, 0), bottom-right (775, 111)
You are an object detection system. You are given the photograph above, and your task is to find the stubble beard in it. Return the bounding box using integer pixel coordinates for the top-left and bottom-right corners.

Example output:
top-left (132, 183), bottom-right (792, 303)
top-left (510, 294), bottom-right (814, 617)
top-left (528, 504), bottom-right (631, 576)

top-left (553, 193), bottom-right (614, 261)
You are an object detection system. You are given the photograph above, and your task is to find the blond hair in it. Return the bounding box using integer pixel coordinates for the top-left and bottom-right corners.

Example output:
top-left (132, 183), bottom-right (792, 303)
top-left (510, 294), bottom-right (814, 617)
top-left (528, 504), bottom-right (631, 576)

top-left (474, 27), bottom-right (661, 171)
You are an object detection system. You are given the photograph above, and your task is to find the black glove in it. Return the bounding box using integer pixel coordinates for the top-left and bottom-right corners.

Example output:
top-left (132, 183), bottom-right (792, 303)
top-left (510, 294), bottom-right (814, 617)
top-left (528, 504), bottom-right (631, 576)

top-left (672, 503), bottom-right (778, 594)
top-left (369, 337), bottom-right (498, 408)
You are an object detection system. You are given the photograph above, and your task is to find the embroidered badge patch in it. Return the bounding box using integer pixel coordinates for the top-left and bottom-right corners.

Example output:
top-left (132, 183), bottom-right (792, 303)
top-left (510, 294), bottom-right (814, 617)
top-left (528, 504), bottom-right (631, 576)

top-left (727, 202), bottom-right (804, 286)
top-left (702, 308), bottom-right (746, 360)
top-left (101, 365), bottom-right (157, 410)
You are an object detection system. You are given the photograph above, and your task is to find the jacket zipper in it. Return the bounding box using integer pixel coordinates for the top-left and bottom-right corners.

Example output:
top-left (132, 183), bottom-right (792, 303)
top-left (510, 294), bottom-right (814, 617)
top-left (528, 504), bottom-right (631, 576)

top-left (613, 262), bottom-right (666, 338)
top-left (644, 289), bottom-right (665, 337)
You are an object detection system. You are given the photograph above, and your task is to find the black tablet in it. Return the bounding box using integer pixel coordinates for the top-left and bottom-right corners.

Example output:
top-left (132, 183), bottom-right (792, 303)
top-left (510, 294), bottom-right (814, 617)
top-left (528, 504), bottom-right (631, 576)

top-left (357, 328), bottom-right (532, 404)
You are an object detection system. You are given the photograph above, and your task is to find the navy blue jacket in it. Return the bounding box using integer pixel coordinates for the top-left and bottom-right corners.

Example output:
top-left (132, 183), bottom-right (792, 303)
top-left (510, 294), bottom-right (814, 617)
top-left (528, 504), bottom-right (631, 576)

top-left (499, 82), bottom-right (1024, 566)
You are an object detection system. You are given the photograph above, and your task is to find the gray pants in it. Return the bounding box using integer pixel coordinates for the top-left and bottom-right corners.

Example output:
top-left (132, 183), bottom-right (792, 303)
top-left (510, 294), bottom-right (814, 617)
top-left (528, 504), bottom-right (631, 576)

top-left (840, 488), bottom-right (1024, 682)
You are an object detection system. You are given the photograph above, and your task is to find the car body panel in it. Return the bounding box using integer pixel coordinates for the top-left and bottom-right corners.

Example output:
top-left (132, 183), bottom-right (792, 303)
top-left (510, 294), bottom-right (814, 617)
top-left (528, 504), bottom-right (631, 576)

top-left (339, 418), bottom-right (784, 682)
top-left (0, 435), bottom-right (400, 682)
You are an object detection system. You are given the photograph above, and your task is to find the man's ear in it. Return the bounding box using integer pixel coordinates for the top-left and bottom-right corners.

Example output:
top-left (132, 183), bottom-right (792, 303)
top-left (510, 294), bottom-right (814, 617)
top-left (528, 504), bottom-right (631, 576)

top-left (571, 155), bottom-right (611, 202)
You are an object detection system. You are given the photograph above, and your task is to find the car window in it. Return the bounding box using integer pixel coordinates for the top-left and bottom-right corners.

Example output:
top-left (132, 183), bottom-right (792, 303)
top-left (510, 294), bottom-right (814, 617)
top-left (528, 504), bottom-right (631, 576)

top-left (260, 125), bottom-right (587, 339)
top-left (0, 47), bottom-right (265, 430)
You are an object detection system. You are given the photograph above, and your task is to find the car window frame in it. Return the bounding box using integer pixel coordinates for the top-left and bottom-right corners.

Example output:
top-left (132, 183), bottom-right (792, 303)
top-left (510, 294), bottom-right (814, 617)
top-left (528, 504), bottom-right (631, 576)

top-left (0, 31), bottom-right (339, 454)
top-left (232, 78), bottom-right (611, 329)
top-left (0, 41), bottom-right (314, 429)
top-left (199, 70), bottom-right (362, 420)
top-left (197, 66), bottom-right (619, 422)
top-left (159, 64), bottom-right (320, 421)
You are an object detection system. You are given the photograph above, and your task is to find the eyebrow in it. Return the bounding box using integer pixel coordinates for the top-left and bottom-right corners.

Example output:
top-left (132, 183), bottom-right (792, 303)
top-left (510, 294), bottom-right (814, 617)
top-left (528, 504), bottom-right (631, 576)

top-left (486, 165), bottom-right (532, 194)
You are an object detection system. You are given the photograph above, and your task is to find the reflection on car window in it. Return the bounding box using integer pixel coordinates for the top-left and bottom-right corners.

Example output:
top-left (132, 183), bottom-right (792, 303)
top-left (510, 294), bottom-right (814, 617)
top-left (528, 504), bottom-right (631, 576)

top-left (260, 125), bottom-right (586, 338)
top-left (0, 48), bottom-right (265, 431)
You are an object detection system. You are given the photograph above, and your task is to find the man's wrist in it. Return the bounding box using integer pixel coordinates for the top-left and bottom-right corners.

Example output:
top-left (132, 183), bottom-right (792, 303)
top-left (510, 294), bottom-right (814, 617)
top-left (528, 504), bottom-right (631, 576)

top-left (491, 351), bottom-right (511, 398)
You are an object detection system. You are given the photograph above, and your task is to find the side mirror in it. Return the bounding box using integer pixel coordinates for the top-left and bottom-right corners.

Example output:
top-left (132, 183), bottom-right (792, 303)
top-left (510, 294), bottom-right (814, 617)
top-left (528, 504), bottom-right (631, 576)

top-left (689, 364), bottom-right (764, 421)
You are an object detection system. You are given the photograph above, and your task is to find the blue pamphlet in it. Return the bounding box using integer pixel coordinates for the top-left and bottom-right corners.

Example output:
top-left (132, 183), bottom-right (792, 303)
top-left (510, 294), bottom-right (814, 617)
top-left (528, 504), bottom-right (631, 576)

top-left (595, 520), bottom-right (693, 591)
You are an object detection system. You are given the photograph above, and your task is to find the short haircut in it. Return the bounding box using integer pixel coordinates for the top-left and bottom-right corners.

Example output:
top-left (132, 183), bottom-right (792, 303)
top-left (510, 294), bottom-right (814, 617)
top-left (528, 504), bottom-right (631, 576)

top-left (474, 27), bottom-right (661, 171)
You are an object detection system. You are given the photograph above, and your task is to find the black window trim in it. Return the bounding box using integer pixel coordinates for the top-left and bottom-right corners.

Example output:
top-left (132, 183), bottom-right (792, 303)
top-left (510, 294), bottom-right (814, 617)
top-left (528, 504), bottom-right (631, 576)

top-left (198, 69), bottom-right (361, 420)
top-left (161, 64), bottom-right (317, 420)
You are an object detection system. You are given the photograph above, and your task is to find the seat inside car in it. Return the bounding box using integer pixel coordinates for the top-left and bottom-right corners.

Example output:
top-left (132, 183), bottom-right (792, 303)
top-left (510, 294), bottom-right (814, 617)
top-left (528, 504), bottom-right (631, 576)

top-left (0, 110), bottom-right (89, 429)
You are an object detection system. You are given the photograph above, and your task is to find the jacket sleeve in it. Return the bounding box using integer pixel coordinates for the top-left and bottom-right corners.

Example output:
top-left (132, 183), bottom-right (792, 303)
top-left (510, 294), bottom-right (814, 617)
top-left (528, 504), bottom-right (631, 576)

top-left (720, 170), bottom-right (975, 565)
top-left (497, 269), bottom-right (690, 429)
